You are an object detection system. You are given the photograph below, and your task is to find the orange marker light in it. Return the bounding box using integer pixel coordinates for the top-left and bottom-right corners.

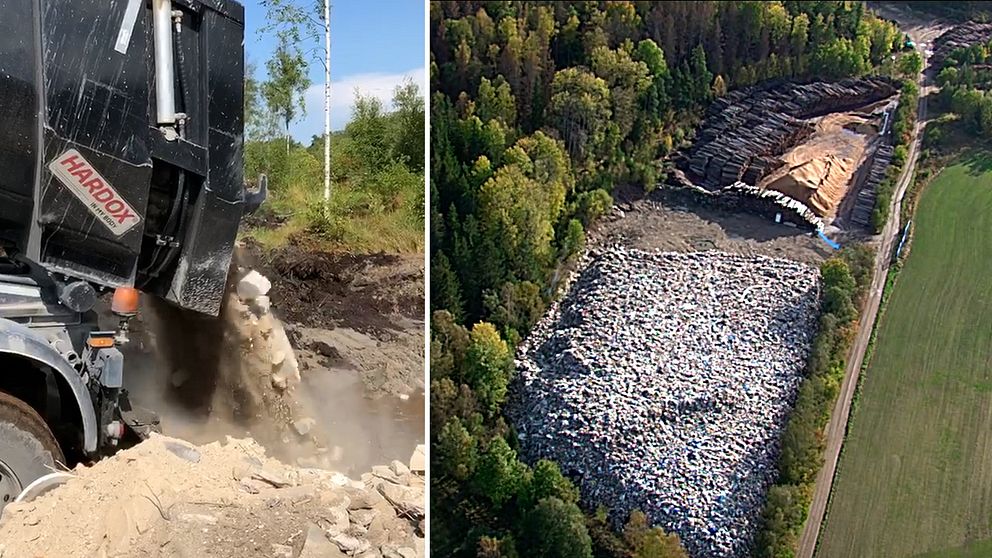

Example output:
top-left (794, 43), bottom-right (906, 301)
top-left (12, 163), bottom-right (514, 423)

top-left (111, 287), bottom-right (140, 316)
top-left (87, 336), bottom-right (115, 348)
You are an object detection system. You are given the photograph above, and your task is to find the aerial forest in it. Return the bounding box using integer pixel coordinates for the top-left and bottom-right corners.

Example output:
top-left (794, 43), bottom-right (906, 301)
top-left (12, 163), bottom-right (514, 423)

top-left (429, 2), bottom-right (901, 557)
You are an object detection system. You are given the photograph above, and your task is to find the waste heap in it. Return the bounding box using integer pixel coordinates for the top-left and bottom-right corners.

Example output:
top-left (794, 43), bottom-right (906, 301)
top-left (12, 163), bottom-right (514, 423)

top-left (507, 247), bottom-right (820, 558)
top-left (0, 435), bottom-right (426, 558)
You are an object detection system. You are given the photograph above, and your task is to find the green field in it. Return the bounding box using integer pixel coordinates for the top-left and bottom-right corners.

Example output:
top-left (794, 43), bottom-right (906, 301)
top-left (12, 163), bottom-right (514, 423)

top-left (818, 152), bottom-right (992, 557)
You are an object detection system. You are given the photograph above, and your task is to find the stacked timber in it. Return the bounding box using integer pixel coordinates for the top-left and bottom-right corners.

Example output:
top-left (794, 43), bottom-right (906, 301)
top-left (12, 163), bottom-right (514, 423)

top-left (851, 144), bottom-right (894, 228)
top-left (684, 78), bottom-right (898, 191)
top-left (931, 22), bottom-right (992, 68)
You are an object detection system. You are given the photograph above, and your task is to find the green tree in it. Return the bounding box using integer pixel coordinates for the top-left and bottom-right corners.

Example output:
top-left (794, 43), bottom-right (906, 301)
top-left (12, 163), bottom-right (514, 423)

top-left (548, 67), bottom-right (612, 162)
top-left (477, 76), bottom-right (517, 127)
top-left (346, 92), bottom-right (390, 172)
top-left (522, 497), bottom-right (594, 558)
top-left (263, 31), bottom-right (311, 151)
top-left (898, 51), bottom-right (924, 77)
top-left (436, 418), bottom-right (479, 481)
top-left (432, 252), bottom-right (465, 322)
top-left (465, 322), bottom-right (513, 414)
top-left (624, 511), bottom-right (688, 558)
top-left (392, 79), bottom-right (426, 172)
top-left (520, 459), bottom-right (580, 510)
top-left (811, 37), bottom-right (868, 79)
top-left (473, 437), bottom-right (528, 506)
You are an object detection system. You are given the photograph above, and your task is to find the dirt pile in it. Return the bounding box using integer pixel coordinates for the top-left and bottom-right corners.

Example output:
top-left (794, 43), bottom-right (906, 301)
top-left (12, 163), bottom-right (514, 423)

top-left (0, 435), bottom-right (425, 558)
top-left (256, 245), bottom-right (424, 336)
top-left (683, 77), bottom-right (896, 191)
top-left (759, 113), bottom-right (874, 217)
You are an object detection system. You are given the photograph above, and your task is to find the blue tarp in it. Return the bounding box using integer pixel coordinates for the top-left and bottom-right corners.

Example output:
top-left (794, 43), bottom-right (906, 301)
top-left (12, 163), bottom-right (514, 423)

top-left (817, 230), bottom-right (842, 250)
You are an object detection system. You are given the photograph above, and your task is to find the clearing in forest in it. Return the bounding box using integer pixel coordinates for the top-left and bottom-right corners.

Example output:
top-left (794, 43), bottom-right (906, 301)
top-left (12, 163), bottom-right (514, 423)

top-left (818, 152), bottom-right (992, 557)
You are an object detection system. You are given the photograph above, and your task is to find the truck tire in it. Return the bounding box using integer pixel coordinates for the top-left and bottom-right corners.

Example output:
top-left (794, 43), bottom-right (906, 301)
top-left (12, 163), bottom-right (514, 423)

top-left (0, 392), bottom-right (63, 510)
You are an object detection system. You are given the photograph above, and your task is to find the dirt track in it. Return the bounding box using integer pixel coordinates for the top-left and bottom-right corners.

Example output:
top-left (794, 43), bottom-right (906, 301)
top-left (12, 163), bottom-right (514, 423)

top-left (796, 26), bottom-right (934, 558)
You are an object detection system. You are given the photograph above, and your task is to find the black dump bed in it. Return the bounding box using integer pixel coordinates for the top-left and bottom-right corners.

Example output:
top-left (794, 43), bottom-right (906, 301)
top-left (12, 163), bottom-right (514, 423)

top-left (0, 0), bottom-right (246, 315)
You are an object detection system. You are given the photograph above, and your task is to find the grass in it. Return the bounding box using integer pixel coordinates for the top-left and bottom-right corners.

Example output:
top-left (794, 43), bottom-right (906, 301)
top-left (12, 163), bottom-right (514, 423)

top-left (817, 151), bottom-right (992, 557)
top-left (241, 167), bottom-right (424, 255)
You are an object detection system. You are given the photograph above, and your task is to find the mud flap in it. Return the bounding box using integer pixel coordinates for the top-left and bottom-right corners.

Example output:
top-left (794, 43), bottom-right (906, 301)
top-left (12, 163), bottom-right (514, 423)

top-left (118, 392), bottom-right (161, 441)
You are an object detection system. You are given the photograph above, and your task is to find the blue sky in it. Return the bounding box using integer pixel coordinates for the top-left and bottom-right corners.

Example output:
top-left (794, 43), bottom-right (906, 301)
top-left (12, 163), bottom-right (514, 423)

top-left (242, 0), bottom-right (426, 140)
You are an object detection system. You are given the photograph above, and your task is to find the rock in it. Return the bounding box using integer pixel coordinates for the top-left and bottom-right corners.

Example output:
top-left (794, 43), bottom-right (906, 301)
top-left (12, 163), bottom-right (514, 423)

top-left (251, 468), bottom-right (292, 488)
top-left (344, 486), bottom-right (379, 510)
top-left (389, 460), bottom-right (410, 477)
top-left (253, 295), bottom-right (272, 315)
top-left (293, 418), bottom-right (316, 437)
top-left (320, 490), bottom-right (351, 509)
top-left (271, 485), bottom-right (316, 504)
top-left (237, 270), bottom-right (272, 301)
top-left (381, 545), bottom-right (418, 558)
top-left (355, 551), bottom-right (381, 558)
top-left (271, 544), bottom-right (293, 558)
top-left (365, 516), bottom-right (389, 548)
top-left (324, 505), bottom-right (350, 535)
top-left (350, 508), bottom-right (377, 528)
top-left (257, 313), bottom-right (275, 335)
top-left (377, 483), bottom-right (424, 519)
top-left (329, 531), bottom-right (370, 554)
top-left (300, 523), bottom-right (346, 558)
top-left (371, 466), bottom-right (401, 484)
top-left (271, 373), bottom-right (288, 391)
top-left (408, 445), bottom-right (425, 473)
top-left (506, 248), bottom-right (821, 557)
top-left (311, 340), bottom-right (343, 361)
top-left (163, 441), bottom-right (201, 463)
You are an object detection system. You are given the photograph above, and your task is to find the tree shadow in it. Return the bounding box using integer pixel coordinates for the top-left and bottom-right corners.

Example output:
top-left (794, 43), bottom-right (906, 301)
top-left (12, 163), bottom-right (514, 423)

top-left (961, 149), bottom-right (992, 177)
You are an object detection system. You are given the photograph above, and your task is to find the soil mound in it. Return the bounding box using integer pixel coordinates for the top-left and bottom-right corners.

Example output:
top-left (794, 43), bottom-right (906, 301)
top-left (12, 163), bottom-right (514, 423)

top-left (0, 435), bottom-right (425, 558)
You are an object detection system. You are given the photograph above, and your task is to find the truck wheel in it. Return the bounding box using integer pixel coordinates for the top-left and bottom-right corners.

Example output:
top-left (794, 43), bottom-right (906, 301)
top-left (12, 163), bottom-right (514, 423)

top-left (0, 392), bottom-right (64, 511)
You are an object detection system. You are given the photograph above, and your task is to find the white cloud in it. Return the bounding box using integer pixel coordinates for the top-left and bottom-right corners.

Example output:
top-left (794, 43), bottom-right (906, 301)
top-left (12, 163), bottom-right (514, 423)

top-left (290, 67), bottom-right (427, 141)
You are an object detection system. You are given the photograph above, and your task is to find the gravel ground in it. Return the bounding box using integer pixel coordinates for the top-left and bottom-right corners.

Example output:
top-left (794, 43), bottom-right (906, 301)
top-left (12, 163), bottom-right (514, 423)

top-left (507, 247), bottom-right (820, 557)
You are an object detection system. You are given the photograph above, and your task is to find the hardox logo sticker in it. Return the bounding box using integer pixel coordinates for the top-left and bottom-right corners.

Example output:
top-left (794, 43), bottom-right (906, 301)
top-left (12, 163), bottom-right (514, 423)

top-left (48, 149), bottom-right (141, 236)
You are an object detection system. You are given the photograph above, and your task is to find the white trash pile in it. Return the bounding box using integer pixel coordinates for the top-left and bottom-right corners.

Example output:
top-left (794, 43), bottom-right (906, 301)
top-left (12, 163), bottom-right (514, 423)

top-left (507, 247), bottom-right (821, 557)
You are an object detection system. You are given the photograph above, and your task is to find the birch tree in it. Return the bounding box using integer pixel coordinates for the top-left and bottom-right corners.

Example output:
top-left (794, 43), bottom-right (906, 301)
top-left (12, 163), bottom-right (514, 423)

top-left (262, 0), bottom-right (332, 206)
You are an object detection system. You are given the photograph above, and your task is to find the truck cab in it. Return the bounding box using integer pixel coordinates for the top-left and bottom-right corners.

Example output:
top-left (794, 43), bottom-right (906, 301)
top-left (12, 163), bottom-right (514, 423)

top-left (0, 0), bottom-right (252, 509)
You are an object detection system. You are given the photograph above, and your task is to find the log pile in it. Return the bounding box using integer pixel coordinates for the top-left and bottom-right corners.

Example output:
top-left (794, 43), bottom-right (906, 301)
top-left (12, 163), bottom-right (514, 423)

top-left (932, 21), bottom-right (992, 68)
top-left (684, 78), bottom-right (898, 191)
top-left (508, 248), bottom-right (821, 558)
top-left (851, 144), bottom-right (893, 228)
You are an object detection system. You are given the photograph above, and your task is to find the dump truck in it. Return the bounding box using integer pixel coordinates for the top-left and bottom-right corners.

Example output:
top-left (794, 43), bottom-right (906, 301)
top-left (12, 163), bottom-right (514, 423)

top-left (0, 0), bottom-right (259, 508)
